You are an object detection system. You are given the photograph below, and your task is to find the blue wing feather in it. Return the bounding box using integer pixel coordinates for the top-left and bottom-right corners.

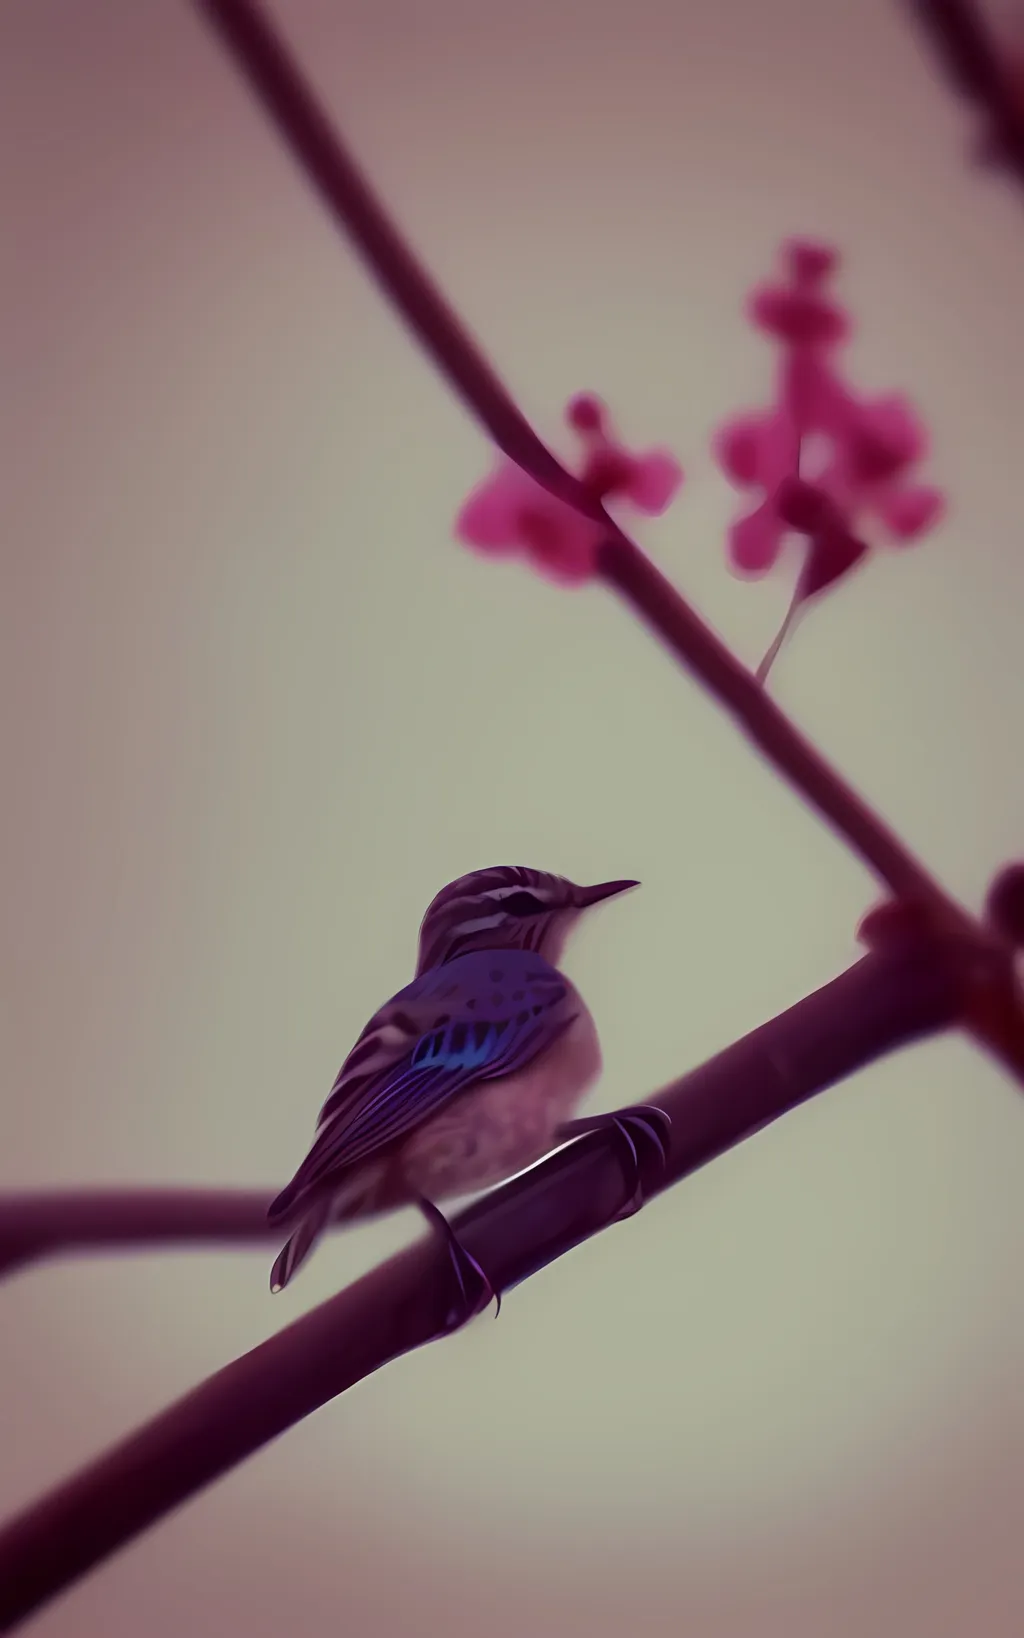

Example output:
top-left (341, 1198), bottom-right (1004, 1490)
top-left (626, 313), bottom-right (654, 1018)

top-left (269, 951), bottom-right (572, 1217)
top-left (282, 1015), bottom-right (569, 1197)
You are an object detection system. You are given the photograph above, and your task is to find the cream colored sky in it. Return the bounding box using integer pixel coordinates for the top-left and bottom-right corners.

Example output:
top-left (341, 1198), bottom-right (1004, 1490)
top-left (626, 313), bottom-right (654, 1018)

top-left (3, 1), bottom-right (1024, 1634)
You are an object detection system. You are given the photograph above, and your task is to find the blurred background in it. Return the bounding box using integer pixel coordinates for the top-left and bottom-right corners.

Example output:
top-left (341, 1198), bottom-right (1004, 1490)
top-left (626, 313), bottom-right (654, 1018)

top-left (4, 0), bottom-right (1024, 1632)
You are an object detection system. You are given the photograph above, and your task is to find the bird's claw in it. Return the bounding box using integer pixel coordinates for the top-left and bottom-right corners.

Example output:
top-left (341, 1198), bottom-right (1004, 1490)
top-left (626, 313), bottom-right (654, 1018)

top-left (556, 1102), bottom-right (672, 1221)
top-left (417, 1197), bottom-right (501, 1333)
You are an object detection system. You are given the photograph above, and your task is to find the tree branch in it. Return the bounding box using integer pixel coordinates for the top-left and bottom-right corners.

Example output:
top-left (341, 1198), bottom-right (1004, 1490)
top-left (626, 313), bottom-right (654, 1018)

top-left (193, 0), bottom-right (586, 514)
top-left (902, 0), bottom-right (1024, 192)
top-left (0, 944), bottom-right (962, 1630)
top-left (0, 1190), bottom-right (287, 1283)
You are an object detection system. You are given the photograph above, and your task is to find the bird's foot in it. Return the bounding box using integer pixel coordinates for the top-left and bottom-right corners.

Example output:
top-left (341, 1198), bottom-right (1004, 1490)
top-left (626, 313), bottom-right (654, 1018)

top-left (417, 1197), bottom-right (501, 1332)
top-left (556, 1103), bottom-right (672, 1221)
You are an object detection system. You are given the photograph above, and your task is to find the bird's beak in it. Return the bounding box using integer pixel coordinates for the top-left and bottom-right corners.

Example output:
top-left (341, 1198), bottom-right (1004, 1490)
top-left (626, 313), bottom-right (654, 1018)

top-left (575, 878), bottom-right (640, 908)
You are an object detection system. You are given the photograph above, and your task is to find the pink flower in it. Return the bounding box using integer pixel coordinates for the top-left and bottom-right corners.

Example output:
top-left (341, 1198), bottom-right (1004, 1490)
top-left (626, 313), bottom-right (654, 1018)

top-left (713, 409), bottom-right (798, 574)
top-left (455, 394), bottom-right (683, 585)
top-left (456, 463), bottom-right (598, 585)
top-left (713, 239), bottom-right (945, 590)
top-left (748, 239), bottom-right (850, 354)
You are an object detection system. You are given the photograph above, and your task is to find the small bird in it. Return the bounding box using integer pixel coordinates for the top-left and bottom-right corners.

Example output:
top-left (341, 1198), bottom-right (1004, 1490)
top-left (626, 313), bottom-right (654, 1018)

top-left (268, 865), bottom-right (656, 1309)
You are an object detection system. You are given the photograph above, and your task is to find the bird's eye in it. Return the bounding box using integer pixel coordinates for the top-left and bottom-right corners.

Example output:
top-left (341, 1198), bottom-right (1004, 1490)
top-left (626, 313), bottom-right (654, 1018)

top-left (502, 891), bottom-right (546, 917)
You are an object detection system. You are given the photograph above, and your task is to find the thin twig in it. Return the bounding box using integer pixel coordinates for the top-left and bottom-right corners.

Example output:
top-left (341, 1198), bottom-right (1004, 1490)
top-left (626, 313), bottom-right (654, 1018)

top-left (0, 944), bottom-right (962, 1630)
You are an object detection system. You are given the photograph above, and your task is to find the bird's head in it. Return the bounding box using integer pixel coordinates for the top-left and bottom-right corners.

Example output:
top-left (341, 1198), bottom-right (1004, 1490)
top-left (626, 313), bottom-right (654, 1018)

top-left (415, 865), bottom-right (639, 975)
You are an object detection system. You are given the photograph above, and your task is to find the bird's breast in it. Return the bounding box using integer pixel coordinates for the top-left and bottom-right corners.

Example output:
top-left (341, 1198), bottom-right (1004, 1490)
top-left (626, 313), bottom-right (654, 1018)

top-left (398, 1001), bottom-right (602, 1200)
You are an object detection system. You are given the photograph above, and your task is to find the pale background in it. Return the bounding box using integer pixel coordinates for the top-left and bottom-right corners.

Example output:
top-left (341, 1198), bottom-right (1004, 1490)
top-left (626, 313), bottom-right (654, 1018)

top-left (3, 0), bottom-right (1024, 1633)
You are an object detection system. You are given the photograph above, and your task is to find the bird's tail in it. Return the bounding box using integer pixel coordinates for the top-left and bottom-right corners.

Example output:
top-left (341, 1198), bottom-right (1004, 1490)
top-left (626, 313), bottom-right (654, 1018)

top-left (268, 1166), bottom-right (388, 1293)
top-left (267, 1175), bottom-right (306, 1225)
top-left (269, 1195), bottom-right (332, 1294)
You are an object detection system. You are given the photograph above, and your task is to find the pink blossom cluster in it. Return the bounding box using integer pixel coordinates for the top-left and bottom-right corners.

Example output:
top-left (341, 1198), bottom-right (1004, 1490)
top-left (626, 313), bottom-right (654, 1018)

top-left (455, 393), bottom-right (683, 585)
top-left (714, 239), bottom-right (945, 600)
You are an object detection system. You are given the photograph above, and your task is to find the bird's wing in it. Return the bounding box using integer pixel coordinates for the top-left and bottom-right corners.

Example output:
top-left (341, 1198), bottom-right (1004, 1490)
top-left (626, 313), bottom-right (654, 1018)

top-left (268, 952), bottom-right (573, 1217)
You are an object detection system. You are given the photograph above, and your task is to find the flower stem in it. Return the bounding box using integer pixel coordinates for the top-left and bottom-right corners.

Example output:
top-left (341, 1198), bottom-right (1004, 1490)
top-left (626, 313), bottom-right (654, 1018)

top-left (756, 587), bottom-right (803, 684)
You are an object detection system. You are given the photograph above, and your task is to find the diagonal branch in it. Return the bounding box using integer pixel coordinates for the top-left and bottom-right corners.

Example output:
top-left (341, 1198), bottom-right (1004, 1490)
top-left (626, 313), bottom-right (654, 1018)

top-left (190, 0), bottom-right (1024, 1083)
top-left (0, 943), bottom-right (963, 1630)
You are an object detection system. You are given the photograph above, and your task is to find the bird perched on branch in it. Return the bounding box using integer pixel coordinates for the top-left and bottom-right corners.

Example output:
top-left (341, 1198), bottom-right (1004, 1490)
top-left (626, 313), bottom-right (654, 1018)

top-left (268, 865), bottom-right (668, 1322)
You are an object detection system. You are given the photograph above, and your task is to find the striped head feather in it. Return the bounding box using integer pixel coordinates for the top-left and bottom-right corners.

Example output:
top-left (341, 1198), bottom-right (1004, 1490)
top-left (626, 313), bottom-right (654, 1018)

top-left (414, 865), bottom-right (639, 976)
